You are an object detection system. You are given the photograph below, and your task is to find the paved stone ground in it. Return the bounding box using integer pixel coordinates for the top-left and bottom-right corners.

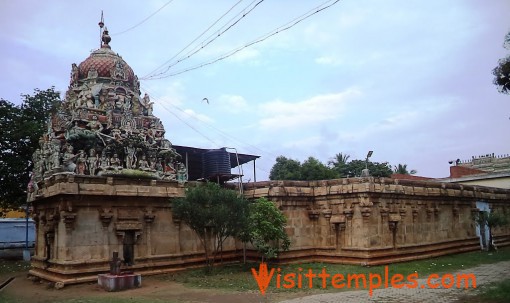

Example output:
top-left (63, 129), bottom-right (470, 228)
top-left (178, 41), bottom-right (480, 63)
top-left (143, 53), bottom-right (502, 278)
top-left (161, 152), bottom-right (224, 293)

top-left (279, 260), bottom-right (510, 303)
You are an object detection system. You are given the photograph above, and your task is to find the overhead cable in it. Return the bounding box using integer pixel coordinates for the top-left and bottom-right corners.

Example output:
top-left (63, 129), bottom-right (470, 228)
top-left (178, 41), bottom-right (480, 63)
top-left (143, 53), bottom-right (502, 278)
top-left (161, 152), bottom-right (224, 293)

top-left (144, 0), bottom-right (340, 80)
top-left (144, 0), bottom-right (248, 78)
top-left (140, 85), bottom-right (221, 147)
top-left (140, 84), bottom-right (279, 159)
top-left (111, 0), bottom-right (176, 36)
top-left (140, 86), bottom-right (275, 176)
top-left (143, 0), bottom-right (266, 79)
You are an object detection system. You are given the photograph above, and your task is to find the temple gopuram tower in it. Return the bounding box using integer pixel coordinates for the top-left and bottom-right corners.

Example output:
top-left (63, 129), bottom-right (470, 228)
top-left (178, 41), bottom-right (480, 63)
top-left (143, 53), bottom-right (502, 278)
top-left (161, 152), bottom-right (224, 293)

top-left (31, 26), bottom-right (185, 183)
top-left (27, 24), bottom-right (196, 285)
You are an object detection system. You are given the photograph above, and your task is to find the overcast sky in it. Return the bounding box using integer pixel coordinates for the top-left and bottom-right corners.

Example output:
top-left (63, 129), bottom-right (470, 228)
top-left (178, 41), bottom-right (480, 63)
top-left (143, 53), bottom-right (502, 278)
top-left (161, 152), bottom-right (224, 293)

top-left (1, 0), bottom-right (509, 181)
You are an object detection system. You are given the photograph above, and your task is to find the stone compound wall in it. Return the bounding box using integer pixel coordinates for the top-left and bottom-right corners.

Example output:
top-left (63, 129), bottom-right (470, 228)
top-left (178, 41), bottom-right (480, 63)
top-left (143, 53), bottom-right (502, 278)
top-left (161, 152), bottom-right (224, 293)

top-left (29, 175), bottom-right (510, 285)
top-left (245, 178), bottom-right (510, 264)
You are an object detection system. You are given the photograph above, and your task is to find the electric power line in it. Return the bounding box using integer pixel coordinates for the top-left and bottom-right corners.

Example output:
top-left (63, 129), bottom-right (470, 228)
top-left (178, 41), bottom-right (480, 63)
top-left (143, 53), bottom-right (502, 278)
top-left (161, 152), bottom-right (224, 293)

top-left (141, 85), bottom-right (221, 147)
top-left (139, 86), bottom-right (275, 178)
top-left (144, 0), bottom-right (265, 79)
top-left (144, 0), bottom-right (248, 78)
top-left (111, 0), bottom-right (176, 36)
top-left (144, 0), bottom-right (340, 80)
top-left (140, 84), bottom-right (279, 159)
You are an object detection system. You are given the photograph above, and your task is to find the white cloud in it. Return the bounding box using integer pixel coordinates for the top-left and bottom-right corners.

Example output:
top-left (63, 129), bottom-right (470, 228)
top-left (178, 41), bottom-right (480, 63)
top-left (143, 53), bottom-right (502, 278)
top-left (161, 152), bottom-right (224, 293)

top-left (338, 96), bottom-right (458, 142)
top-left (258, 89), bottom-right (361, 130)
top-left (303, 23), bottom-right (334, 46)
top-left (315, 55), bottom-right (342, 66)
top-left (228, 48), bottom-right (260, 63)
top-left (143, 80), bottom-right (186, 107)
top-left (282, 135), bottom-right (322, 149)
top-left (218, 94), bottom-right (249, 113)
top-left (182, 109), bottom-right (214, 124)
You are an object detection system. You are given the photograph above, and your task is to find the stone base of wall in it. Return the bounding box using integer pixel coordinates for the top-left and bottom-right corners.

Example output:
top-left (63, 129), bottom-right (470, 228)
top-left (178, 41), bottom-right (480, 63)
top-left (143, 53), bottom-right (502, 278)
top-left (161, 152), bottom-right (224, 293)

top-left (29, 237), bottom-right (510, 285)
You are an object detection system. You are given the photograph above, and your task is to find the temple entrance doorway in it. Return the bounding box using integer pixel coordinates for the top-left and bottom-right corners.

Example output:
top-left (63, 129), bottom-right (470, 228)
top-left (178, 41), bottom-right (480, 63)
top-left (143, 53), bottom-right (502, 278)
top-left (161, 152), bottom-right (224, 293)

top-left (123, 230), bottom-right (135, 265)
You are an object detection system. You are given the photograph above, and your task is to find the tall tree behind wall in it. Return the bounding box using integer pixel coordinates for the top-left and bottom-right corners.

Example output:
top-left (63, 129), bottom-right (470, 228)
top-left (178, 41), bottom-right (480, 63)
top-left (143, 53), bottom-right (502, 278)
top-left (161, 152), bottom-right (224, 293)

top-left (493, 31), bottom-right (510, 95)
top-left (0, 88), bottom-right (61, 210)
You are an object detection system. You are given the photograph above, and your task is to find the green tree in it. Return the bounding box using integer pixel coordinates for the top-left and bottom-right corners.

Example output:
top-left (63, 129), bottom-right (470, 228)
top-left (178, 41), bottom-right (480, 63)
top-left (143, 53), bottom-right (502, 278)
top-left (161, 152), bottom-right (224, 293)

top-left (300, 157), bottom-right (339, 180)
top-left (474, 210), bottom-right (509, 252)
top-left (212, 186), bottom-right (250, 263)
top-left (328, 152), bottom-right (351, 177)
top-left (172, 182), bottom-right (249, 270)
top-left (334, 159), bottom-right (393, 178)
top-left (270, 153), bottom-right (395, 180)
top-left (269, 156), bottom-right (338, 181)
top-left (269, 156), bottom-right (302, 180)
top-left (492, 31), bottom-right (510, 94)
top-left (248, 197), bottom-right (290, 262)
top-left (393, 163), bottom-right (417, 175)
top-left (0, 88), bottom-right (61, 210)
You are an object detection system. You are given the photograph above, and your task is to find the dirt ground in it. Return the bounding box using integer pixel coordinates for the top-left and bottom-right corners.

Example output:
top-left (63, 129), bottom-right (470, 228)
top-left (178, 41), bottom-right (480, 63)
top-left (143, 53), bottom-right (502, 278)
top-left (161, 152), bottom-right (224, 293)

top-left (0, 271), bottom-right (301, 303)
top-left (2, 260), bottom-right (510, 303)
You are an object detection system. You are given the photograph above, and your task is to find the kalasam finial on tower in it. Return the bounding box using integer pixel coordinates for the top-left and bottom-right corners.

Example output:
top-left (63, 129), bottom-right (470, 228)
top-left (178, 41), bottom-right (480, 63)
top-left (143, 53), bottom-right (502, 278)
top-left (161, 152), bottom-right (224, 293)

top-left (102, 27), bottom-right (111, 49)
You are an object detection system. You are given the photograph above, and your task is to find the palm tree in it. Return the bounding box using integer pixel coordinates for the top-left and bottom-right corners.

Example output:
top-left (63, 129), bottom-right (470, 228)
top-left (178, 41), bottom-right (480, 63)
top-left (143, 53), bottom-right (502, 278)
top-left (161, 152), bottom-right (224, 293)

top-left (328, 153), bottom-right (351, 178)
top-left (328, 153), bottom-right (350, 167)
top-left (393, 163), bottom-right (417, 175)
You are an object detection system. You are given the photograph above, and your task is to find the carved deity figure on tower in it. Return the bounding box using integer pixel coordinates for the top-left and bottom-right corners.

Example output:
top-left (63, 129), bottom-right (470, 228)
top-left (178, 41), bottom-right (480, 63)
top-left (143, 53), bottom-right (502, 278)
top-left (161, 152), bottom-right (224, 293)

top-left (138, 154), bottom-right (150, 171)
top-left (109, 153), bottom-right (122, 171)
top-left (70, 63), bottom-right (79, 87)
top-left (124, 143), bottom-right (137, 169)
top-left (62, 145), bottom-right (77, 172)
top-left (87, 115), bottom-right (103, 133)
top-left (75, 150), bottom-right (88, 174)
top-left (142, 93), bottom-right (154, 116)
top-left (87, 148), bottom-right (99, 175)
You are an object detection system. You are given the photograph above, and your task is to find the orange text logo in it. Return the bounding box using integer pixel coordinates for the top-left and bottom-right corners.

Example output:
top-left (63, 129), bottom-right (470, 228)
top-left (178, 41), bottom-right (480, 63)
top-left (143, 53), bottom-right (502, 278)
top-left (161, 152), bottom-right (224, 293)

top-left (251, 263), bottom-right (476, 296)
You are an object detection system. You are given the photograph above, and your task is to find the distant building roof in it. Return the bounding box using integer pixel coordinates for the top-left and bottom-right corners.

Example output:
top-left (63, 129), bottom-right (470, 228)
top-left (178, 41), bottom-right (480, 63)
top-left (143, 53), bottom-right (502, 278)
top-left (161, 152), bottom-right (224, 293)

top-left (456, 153), bottom-right (510, 173)
top-left (448, 166), bottom-right (487, 178)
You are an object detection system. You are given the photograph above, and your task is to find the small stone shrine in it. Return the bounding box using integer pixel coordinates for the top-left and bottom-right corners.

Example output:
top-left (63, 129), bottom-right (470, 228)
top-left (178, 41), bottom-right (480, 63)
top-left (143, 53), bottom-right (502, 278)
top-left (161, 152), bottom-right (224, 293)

top-left (98, 251), bottom-right (141, 291)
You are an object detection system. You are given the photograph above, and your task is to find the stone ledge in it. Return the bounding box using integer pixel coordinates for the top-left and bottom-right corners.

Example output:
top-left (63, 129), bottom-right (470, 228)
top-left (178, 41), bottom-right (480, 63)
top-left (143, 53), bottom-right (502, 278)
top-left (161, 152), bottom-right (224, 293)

top-left (244, 178), bottom-right (510, 200)
top-left (31, 175), bottom-right (186, 201)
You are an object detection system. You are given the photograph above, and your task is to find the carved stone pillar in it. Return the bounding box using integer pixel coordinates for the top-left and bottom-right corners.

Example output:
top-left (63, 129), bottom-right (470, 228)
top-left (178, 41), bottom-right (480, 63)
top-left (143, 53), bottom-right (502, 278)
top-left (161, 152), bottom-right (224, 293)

top-left (144, 209), bottom-right (156, 257)
top-left (330, 214), bottom-right (346, 249)
top-left (307, 209), bottom-right (320, 221)
top-left (99, 208), bottom-right (114, 228)
top-left (388, 213), bottom-right (401, 249)
top-left (62, 212), bottom-right (77, 230)
top-left (412, 207), bottom-right (419, 223)
top-left (322, 209), bottom-right (332, 220)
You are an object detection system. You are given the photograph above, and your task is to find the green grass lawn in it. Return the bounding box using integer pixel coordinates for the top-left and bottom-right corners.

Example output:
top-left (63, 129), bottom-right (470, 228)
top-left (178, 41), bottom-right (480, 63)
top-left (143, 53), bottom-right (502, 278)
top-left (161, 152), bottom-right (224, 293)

top-left (0, 260), bottom-right (31, 276)
top-left (1, 248), bottom-right (509, 302)
top-left (160, 247), bottom-right (510, 294)
top-left (479, 278), bottom-right (510, 302)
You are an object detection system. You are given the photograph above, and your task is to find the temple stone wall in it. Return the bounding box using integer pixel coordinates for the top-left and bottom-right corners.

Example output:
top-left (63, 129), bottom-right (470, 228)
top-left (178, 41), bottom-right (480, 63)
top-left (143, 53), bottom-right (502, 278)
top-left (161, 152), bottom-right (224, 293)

top-left (245, 178), bottom-right (510, 263)
top-left (29, 175), bottom-right (510, 285)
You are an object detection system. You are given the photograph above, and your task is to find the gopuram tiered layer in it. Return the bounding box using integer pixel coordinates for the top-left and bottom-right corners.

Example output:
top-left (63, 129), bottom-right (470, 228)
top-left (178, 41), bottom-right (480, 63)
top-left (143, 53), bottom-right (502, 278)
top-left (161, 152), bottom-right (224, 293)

top-left (30, 27), bottom-right (185, 189)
